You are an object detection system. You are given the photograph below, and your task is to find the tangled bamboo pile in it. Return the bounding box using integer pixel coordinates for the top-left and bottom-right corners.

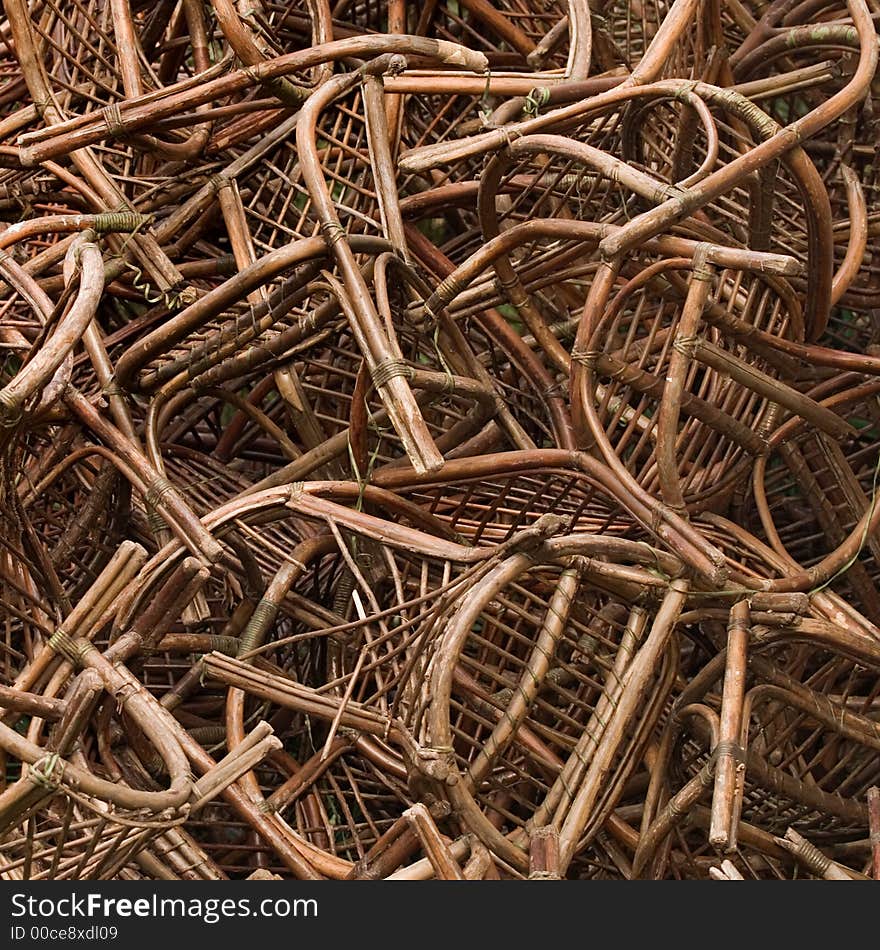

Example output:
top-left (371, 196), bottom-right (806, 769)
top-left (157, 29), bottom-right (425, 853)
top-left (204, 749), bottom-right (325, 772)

top-left (0, 0), bottom-right (879, 881)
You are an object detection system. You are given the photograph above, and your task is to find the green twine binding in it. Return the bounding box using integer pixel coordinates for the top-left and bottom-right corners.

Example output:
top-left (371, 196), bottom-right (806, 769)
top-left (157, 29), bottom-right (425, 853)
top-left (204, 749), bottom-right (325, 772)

top-left (523, 86), bottom-right (551, 119)
top-left (28, 752), bottom-right (64, 791)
